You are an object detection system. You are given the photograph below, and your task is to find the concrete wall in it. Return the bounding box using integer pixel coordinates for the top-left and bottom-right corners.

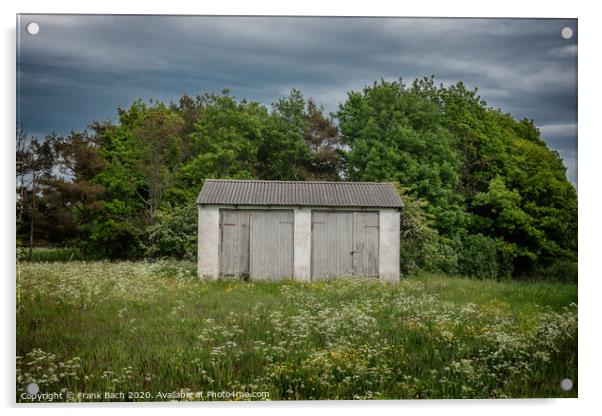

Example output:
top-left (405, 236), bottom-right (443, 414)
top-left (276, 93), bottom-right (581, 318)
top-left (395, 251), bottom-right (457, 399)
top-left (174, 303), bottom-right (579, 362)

top-left (197, 205), bottom-right (400, 282)
top-left (293, 207), bottom-right (312, 281)
top-left (197, 205), bottom-right (220, 279)
top-left (378, 208), bottom-right (401, 282)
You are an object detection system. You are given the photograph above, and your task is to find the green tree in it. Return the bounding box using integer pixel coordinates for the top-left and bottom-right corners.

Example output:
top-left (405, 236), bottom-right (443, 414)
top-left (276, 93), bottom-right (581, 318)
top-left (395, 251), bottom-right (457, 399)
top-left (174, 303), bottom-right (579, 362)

top-left (177, 91), bottom-right (267, 199)
top-left (90, 101), bottom-right (184, 257)
top-left (302, 98), bottom-right (342, 180)
top-left (16, 134), bottom-right (58, 258)
top-left (337, 79), bottom-right (467, 234)
top-left (256, 89), bottom-right (310, 180)
top-left (258, 90), bottom-right (340, 180)
top-left (337, 76), bottom-right (577, 277)
top-left (46, 132), bottom-right (106, 257)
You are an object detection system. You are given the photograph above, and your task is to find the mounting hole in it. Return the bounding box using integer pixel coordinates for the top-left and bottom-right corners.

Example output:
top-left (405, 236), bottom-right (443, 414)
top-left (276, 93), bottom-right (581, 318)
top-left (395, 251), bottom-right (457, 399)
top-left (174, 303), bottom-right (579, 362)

top-left (26, 22), bottom-right (40, 35)
top-left (561, 26), bottom-right (573, 40)
top-left (560, 378), bottom-right (573, 391)
top-left (25, 382), bottom-right (39, 395)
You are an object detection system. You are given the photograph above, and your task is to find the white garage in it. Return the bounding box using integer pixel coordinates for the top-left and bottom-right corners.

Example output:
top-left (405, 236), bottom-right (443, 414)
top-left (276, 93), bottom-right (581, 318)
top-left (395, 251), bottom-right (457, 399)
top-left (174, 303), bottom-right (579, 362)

top-left (196, 180), bottom-right (402, 282)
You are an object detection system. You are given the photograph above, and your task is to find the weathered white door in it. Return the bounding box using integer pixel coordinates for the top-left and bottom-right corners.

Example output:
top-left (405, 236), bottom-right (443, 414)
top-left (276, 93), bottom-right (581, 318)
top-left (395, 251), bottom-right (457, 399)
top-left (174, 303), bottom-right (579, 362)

top-left (219, 210), bottom-right (250, 277)
top-left (249, 210), bottom-right (294, 280)
top-left (220, 209), bottom-right (294, 280)
top-left (353, 212), bottom-right (380, 277)
top-left (311, 210), bottom-right (379, 279)
top-left (311, 211), bottom-right (354, 279)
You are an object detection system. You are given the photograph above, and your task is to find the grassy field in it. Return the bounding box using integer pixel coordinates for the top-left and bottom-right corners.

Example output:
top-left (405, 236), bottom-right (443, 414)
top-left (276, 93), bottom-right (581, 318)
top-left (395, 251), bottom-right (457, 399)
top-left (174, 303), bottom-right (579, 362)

top-left (16, 261), bottom-right (577, 401)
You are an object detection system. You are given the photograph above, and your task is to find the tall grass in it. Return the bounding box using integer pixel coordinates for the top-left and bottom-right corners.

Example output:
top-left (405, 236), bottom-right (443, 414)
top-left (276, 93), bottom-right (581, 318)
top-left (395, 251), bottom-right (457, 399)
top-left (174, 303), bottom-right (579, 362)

top-left (17, 247), bottom-right (81, 262)
top-left (16, 261), bottom-right (577, 401)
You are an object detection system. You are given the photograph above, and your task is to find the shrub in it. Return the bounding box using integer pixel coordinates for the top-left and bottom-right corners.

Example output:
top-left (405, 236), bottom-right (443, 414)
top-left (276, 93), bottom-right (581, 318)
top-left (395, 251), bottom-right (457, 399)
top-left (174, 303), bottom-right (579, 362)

top-left (540, 260), bottom-right (578, 284)
top-left (397, 187), bottom-right (439, 276)
top-left (457, 234), bottom-right (499, 279)
top-left (431, 236), bottom-right (460, 275)
top-left (145, 205), bottom-right (197, 260)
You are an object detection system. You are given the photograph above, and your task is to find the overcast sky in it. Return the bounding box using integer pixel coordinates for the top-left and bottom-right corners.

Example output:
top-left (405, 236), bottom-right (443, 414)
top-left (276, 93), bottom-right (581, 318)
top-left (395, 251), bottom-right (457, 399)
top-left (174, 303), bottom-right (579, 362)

top-left (17, 15), bottom-right (578, 185)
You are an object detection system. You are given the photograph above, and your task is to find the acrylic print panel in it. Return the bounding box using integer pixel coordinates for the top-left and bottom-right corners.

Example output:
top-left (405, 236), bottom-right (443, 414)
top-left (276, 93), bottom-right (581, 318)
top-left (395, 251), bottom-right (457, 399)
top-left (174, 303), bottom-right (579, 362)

top-left (16, 15), bottom-right (578, 402)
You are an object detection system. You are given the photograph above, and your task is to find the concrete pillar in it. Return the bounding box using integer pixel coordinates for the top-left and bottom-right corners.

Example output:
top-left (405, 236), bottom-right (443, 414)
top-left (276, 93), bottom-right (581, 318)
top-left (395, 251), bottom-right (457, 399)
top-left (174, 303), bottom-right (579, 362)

top-left (379, 208), bottom-right (400, 282)
top-left (293, 207), bottom-right (312, 282)
top-left (197, 205), bottom-right (220, 279)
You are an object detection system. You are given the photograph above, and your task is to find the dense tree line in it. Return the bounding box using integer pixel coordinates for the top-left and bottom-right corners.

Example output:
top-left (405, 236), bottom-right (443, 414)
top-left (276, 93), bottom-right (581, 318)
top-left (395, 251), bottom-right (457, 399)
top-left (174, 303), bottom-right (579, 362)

top-left (16, 77), bottom-right (577, 281)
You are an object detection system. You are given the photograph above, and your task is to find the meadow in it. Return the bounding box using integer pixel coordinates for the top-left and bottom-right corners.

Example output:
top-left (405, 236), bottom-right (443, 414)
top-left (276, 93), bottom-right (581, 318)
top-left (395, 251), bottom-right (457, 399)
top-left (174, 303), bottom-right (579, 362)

top-left (16, 261), bottom-right (577, 401)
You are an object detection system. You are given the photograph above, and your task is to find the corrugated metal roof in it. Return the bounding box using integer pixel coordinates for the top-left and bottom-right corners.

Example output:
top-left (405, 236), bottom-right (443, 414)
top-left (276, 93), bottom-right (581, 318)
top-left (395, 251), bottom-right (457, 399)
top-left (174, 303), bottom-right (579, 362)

top-left (196, 180), bottom-right (403, 208)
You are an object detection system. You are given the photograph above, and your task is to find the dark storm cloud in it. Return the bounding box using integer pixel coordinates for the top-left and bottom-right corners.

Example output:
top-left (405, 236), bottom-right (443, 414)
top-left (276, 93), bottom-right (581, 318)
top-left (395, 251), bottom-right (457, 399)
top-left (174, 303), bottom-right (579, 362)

top-left (17, 15), bottom-right (577, 185)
